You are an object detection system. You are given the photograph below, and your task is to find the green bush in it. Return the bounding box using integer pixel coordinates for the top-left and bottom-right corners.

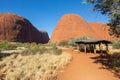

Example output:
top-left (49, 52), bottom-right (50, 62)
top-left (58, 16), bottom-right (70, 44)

top-left (0, 41), bottom-right (63, 56)
top-left (16, 42), bottom-right (38, 49)
top-left (68, 36), bottom-right (91, 46)
top-left (0, 41), bottom-right (17, 50)
top-left (0, 41), bottom-right (9, 50)
top-left (6, 43), bottom-right (17, 50)
top-left (50, 47), bottom-right (62, 55)
top-left (21, 46), bottom-right (62, 56)
top-left (16, 42), bottom-right (43, 50)
top-left (112, 40), bottom-right (120, 49)
top-left (110, 53), bottom-right (120, 68)
top-left (49, 42), bottom-right (57, 49)
top-left (58, 41), bottom-right (68, 47)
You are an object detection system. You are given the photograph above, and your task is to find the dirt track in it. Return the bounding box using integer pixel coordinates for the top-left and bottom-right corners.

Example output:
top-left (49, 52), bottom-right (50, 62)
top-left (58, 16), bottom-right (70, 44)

top-left (57, 48), bottom-right (120, 80)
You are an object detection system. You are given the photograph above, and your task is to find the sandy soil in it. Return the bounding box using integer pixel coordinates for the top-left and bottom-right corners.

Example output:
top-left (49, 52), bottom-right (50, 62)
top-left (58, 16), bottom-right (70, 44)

top-left (57, 48), bottom-right (120, 80)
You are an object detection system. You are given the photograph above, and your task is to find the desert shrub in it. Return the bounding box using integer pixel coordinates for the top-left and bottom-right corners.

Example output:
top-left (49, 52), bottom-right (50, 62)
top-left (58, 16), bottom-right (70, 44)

top-left (48, 47), bottom-right (62, 55)
top-left (0, 41), bottom-right (18, 50)
top-left (58, 41), bottom-right (68, 47)
top-left (0, 41), bottom-right (9, 50)
top-left (112, 40), bottom-right (120, 49)
top-left (49, 42), bottom-right (57, 49)
top-left (68, 36), bottom-right (91, 46)
top-left (55, 49), bottom-right (62, 55)
top-left (6, 43), bottom-right (17, 50)
top-left (21, 45), bottom-right (47, 56)
top-left (30, 42), bottom-right (37, 47)
top-left (0, 53), bottom-right (10, 58)
top-left (38, 46), bottom-right (48, 54)
top-left (16, 42), bottom-right (43, 50)
top-left (106, 53), bottom-right (120, 73)
top-left (16, 42), bottom-right (40, 49)
top-left (30, 44), bottom-right (39, 50)
top-left (22, 43), bottom-right (31, 48)
top-left (49, 43), bottom-right (63, 55)
top-left (21, 44), bottom-right (62, 56)
top-left (110, 53), bottom-right (120, 68)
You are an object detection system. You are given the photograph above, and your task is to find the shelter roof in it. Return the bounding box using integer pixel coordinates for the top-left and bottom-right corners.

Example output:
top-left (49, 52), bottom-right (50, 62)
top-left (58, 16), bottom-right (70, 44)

top-left (75, 39), bottom-right (111, 44)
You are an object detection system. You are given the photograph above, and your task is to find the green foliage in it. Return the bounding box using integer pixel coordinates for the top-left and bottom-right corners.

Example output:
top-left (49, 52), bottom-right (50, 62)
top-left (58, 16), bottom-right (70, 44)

top-left (0, 41), bottom-right (17, 50)
top-left (53, 48), bottom-right (62, 55)
top-left (16, 42), bottom-right (43, 50)
top-left (49, 42), bottom-right (57, 49)
top-left (16, 42), bottom-right (62, 56)
top-left (106, 53), bottom-right (120, 73)
top-left (58, 41), bottom-right (68, 47)
top-left (0, 41), bottom-right (63, 56)
top-left (0, 41), bottom-right (9, 50)
top-left (21, 46), bottom-right (62, 56)
top-left (16, 42), bottom-right (31, 48)
top-left (112, 40), bottom-right (120, 49)
top-left (68, 36), bottom-right (91, 46)
top-left (6, 43), bottom-right (17, 50)
top-left (110, 53), bottom-right (120, 68)
top-left (85, 0), bottom-right (120, 37)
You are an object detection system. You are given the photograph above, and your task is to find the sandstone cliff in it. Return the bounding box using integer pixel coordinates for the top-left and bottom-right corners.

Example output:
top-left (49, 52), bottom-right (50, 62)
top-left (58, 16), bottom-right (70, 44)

top-left (51, 14), bottom-right (116, 43)
top-left (88, 22), bottom-right (115, 40)
top-left (39, 30), bottom-right (50, 43)
top-left (0, 13), bottom-right (49, 43)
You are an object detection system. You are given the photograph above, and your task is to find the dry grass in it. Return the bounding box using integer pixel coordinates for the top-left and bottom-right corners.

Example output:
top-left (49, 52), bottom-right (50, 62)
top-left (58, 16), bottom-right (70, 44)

top-left (0, 52), bottom-right (71, 80)
top-left (109, 49), bottom-right (120, 54)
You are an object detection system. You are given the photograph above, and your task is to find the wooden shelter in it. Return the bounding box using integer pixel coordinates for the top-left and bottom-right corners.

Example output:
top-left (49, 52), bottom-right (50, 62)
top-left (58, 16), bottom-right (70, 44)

top-left (75, 39), bottom-right (111, 54)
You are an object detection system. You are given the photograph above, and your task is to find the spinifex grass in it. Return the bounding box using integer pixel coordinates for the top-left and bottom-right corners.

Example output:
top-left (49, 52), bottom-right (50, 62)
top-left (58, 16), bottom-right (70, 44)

top-left (0, 51), bottom-right (71, 80)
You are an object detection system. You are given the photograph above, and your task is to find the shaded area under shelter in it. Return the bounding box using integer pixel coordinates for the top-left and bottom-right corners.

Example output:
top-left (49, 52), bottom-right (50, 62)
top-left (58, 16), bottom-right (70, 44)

top-left (75, 39), bottom-right (111, 54)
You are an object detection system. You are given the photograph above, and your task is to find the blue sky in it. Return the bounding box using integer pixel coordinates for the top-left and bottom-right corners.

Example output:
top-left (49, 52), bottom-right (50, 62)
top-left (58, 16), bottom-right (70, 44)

top-left (0, 0), bottom-right (109, 37)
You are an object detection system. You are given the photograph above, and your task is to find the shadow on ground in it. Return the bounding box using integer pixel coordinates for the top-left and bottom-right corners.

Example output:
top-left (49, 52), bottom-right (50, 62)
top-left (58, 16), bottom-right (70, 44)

top-left (90, 53), bottom-right (120, 79)
top-left (0, 53), bottom-right (11, 59)
top-left (0, 52), bottom-right (18, 60)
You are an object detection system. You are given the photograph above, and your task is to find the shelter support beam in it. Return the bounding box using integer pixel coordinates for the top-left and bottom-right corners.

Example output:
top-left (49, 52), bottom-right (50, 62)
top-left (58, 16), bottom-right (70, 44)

top-left (93, 44), bottom-right (96, 54)
top-left (106, 43), bottom-right (109, 53)
top-left (84, 44), bottom-right (87, 53)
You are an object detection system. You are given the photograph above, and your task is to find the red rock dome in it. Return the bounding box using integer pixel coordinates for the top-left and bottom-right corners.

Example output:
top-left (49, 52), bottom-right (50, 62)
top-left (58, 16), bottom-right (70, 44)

top-left (39, 30), bottom-right (49, 43)
top-left (0, 13), bottom-right (49, 43)
top-left (51, 14), bottom-right (116, 43)
top-left (88, 22), bottom-right (115, 40)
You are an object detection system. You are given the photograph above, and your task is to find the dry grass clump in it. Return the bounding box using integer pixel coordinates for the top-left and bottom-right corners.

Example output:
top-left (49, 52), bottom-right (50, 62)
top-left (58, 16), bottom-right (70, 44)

top-left (0, 52), bottom-right (71, 80)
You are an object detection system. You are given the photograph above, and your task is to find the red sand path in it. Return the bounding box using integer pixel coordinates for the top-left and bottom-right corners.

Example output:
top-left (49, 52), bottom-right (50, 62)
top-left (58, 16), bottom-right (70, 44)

top-left (57, 48), bottom-right (120, 80)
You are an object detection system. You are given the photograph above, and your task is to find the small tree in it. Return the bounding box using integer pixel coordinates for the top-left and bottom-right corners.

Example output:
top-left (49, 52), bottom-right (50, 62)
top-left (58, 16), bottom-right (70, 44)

top-left (112, 40), bottom-right (120, 49)
top-left (68, 36), bottom-right (91, 46)
top-left (85, 0), bottom-right (120, 37)
top-left (58, 41), bottom-right (68, 47)
top-left (49, 42), bottom-right (57, 49)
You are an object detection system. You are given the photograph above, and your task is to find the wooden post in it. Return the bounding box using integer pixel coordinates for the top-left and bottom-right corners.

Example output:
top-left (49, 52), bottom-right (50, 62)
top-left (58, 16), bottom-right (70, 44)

top-left (100, 42), bottom-right (103, 53)
top-left (89, 44), bottom-right (92, 53)
top-left (77, 44), bottom-right (79, 50)
top-left (77, 44), bottom-right (81, 52)
top-left (79, 44), bottom-right (81, 53)
top-left (91, 44), bottom-right (94, 53)
top-left (84, 44), bottom-right (87, 53)
top-left (106, 43), bottom-right (109, 53)
top-left (94, 44), bottom-right (96, 54)
top-left (99, 43), bottom-right (100, 51)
